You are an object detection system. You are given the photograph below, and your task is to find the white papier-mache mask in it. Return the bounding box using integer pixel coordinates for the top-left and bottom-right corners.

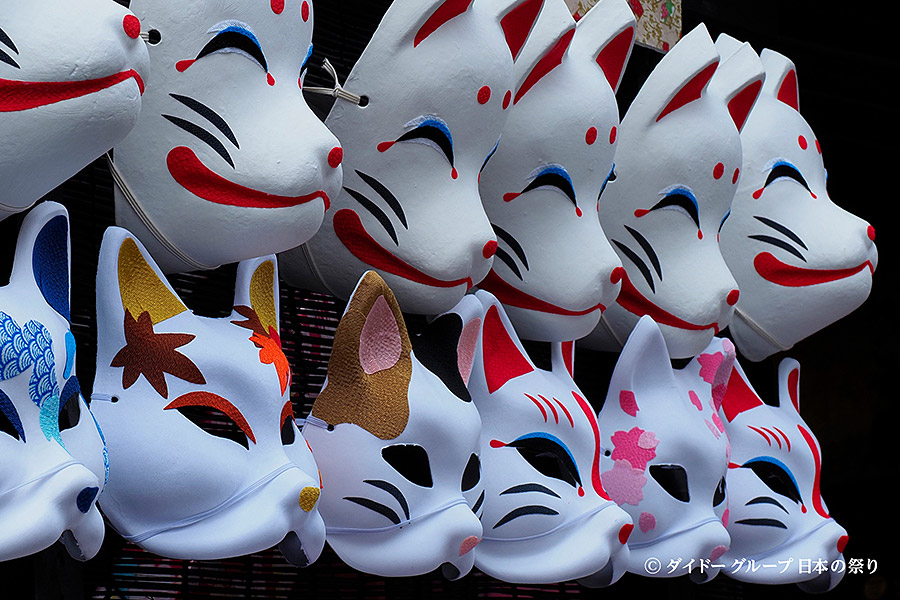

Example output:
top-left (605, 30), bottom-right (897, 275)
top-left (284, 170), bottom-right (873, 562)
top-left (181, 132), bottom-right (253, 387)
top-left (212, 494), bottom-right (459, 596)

top-left (302, 271), bottom-right (482, 579)
top-left (280, 0), bottom-right (546, 316)
top-left (719, 351), bottom-right (847, 592)
top-left (109, 0), bottom-right (342, 274)
top-left (475, 0), bottom-right (634, 343)
top-left (91, 230), bottom-right (325, 565)
top-left (582, 24), bottom-right (766, 359)
top-left (0, 202), bottom-right (107, 562)
top-left (715, 36), bottom-right (878, 362)
top-left (448, 290), bottom-right (632, 586)
top-left (599, 316), bottom-right (735, 581)
top-left (0, 0), bottom-right (148, 220)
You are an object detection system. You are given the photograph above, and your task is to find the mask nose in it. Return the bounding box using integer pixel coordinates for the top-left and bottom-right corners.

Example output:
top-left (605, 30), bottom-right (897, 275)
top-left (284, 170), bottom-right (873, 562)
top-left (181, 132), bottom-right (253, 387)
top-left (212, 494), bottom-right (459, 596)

top-left (299, 486), bottom-right (320, 513)
top-left (459, 535), bottom-right (480, 556)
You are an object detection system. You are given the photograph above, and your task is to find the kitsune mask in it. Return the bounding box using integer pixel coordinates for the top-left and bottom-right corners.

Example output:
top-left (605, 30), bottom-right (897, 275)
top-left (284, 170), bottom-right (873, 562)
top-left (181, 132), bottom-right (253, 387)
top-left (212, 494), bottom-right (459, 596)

top-left (0, 0), bottom-right (148, 220)
top-left (450, 290), bottom-right (632, 585)
top-left (280, 0), bottom-right (545, 316)
top-left (598, 316), bottom-right (734, 580)
top-left (91, 230), bottom-right (325, 564)
top-left (110, 0), bottom-right (342, 274)
top-left (476, 0), bottom-right (634, 342)
top-left (582, 25), bottom-right (765, 359)
top-left (716, 37), bottom-right (877, 361)
top-left (0, 202), bottom-right (106, 562)
top-left (302, 271), bottom-right (482, 578)
top-left (719, 353), bottom-right (846, 591)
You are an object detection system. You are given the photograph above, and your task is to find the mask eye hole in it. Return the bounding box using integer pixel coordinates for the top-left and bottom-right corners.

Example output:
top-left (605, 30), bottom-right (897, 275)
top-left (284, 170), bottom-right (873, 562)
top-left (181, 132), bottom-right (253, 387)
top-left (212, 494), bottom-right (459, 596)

top-left (461, 453), bottom-right (480, 492)
top-left (649, 464), bottom-right (690, 502)
top-left (713, 477), bottom-right (726, 506)
top-left (280, 401), bottom-right (295, 446)
top-left (58, 376), bottom-right (82, 433)
top-left (165, 392), bottom-right (254, 450)
top-left (742, 457), bottom-right (802, 505)
top-left (382, 444), bottom-right (433, 488)
top-left (0, 388), bottom-right (24, 442)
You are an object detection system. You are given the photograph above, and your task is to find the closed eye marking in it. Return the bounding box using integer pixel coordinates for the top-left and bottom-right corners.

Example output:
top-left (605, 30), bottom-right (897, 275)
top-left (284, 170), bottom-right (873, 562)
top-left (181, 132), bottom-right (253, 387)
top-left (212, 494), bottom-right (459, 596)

top-left (764, 160), bottom-right (810, 191)
top-left (509, 165), bottom-right (577, 207)
top-left (746, 496), bottom-right (789, 513)
top-left (380, 116), bottom-right (455, 169)
top-left (643, 186), bottom-right (700, 229)
top-left (165, 391), bottom-right (255, 448)
top-left (364, 479), bottom-right (410, 521)
top-left (735, 517), bottom-right (787, 529)
top-left (741, 456), bottom-right (802, 505)
top-left (493, 505), bottom-right (559, 529)
top-left (196, 21), bottom-right (268, 72)
top-left (500, 483), bottom-right (560, 498)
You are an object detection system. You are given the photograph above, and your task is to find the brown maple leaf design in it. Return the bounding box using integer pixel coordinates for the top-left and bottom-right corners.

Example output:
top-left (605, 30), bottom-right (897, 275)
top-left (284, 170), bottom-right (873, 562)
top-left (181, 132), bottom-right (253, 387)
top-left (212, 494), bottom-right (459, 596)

top-left (232, 305), bottom-right (291, 395)
top-left (111, 310), bottom-right (206, 398)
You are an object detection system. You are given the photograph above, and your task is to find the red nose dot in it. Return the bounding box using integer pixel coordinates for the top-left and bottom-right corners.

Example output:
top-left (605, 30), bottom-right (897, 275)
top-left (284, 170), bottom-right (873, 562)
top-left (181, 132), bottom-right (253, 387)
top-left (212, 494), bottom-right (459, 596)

top-left (482, 240), bottom-right (498, 259)
top-left (459, 536), bottom-right (480, 556)
top-left (868, 225), bottom-right (876, 241)
top-left (585, 127), bottom-right (598, 145)
top-left (123, 15), bottom-right (141, 39)
top-left (301, 1), bottom-right (310, 21)
top-left (477, 85), bottom-right (492, 104)
top-left (609, 126), bottom-right (617, 144)
top-left (618, 523), bottom-right (634, 544)
top-left (837, 535), bottom-right (849, 553)
top-left (713, 162), bottom-right (725, 179)
top-left (798, 135), bottom-right (808, 150)
top-left (611, 267), bottom-right (625, 284)
top-left (328, 147), bottom-right (343, 168)
top-left (726, 289), bottom-right (740, 306)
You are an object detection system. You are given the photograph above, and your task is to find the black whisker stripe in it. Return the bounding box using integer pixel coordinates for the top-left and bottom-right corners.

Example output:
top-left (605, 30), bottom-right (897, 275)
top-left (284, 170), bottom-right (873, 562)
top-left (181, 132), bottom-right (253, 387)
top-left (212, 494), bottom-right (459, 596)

top-left (0, 27), bottom-right (17, 54)
top-left (170, 94), bottom-right (239, 148)
top-left (748, 234), bottom-right (806, 262)
top-left (0, 48), bottom-right (18, 69)
top-left (344, 187), bottom-right (398, 245)
top-left (625, 225), bottom-right (662, 278)
top-left (364, 479), bottom-right (409, 521)
top-left (735, 517), bottom-right (787, 529)
top-left (162, 115), bottom-right (234, 168)
top-left (356, 170), bottom-right (407, 228)
top-left (500, 483), bottom-right (560, 498)
top-left (492, 225), bottom-right (528, 269)
top-left (753, 215), bottom-right (808, 250)
top-left (472, 490), bottom-right (485, 515)
top-left (494, 248), bottom-right (523, 280)
top-left (343, 496), bottom-right (401, 525)
top-left (493, 505), bottom-right (558, 529)
top-left (612, 239), bottom-right (656, 293)
top-left (746, 496), bottom-right (789, 513)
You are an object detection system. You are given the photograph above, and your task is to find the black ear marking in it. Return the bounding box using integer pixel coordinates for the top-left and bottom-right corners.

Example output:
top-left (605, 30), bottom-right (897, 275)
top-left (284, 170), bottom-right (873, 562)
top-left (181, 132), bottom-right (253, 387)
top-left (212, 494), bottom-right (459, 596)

top-left (410, 313), bottom-right (470, 401)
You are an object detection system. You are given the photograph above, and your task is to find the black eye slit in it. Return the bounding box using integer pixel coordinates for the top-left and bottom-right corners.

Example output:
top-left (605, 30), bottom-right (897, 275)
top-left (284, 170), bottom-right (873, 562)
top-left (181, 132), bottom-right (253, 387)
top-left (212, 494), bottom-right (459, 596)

top-left (382, 444), bottom-right (433, 487)
top-left (507, 437), bottom-right (581, 489)
top-left (765, 163), bottom-right (809, 191)
top-left (397, 125), bottom-right (454, 165)
top-left (735, 517), bottom-right (787, 529)
top-left (742, 459), bottom-right (802, 505)
top-left (58, 376), bottom-right (82, 432)
top-left (650, 193), bottom-right (700, 229)
top-left (649, 464), bottom-right (690, 502)
top-left (0, 390), bottom-right (23, 441)
top-left (746, 496), bottom-right (789, 513)
top-left (174, 405), bottom-right (250, 449)
top-left (522, 172), bottom-right (577, 206)
top-left (280, 417), bottom-right (295, 445)
top-left (493, 505), bottom-right (559, 529)
top-left (197, 31), bottom-right (267, 71)
top-left (713, 477), bottom-right (726, 506)
top-left (461, 454), bottom-right (480, 492)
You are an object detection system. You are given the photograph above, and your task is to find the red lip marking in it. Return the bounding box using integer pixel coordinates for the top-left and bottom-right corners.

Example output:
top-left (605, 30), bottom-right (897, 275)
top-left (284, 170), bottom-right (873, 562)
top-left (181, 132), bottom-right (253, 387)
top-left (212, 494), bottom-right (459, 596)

top-left (1, 69), bottom-right (144, 112)
top-left (166, 146), bottom-right (330, 209)
top-left (754, 252), bottom-right (874, 287)
top-left (478, 270), bottom-right (606, 317)
top-left (616, 269), bottom-right (720, 333)
top-left (332, 209), bottom-right (473, 290)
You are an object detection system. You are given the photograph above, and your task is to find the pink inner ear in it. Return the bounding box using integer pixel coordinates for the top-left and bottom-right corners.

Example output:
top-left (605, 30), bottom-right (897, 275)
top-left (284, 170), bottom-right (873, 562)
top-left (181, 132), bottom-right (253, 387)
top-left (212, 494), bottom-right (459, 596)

top-left (414, 0), bottom-right (474, 48)
top-left (656, 61), bottom-right (718, 122)
top-left (721, 367), bottom-right (763, 422)
top-left (482, 305), bottom-right (533, 393)
top-left (457, 317), bottom-right (481, 385)
top-left (359, 295), bottom-right (402, 374)
top-left (500, 0), bottom-right (543, 61)
top-left (776, 69), bottom-right (799, 111)
top-left (728, 79), bottom-right (763, 131)
top-left (787, 368), bottom-right (800, 412)
top-left (596, 27), bottom-right (635, 91)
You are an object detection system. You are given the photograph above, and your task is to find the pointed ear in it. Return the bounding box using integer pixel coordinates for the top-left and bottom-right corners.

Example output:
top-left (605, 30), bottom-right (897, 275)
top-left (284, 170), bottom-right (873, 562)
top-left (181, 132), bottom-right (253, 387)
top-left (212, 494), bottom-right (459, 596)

top-left (414, 0), bottom-right (475, 47)
top-left (606, 316), bottom-right (679, 411)
top-left (777, 357), bottom-right (802, 414)
top-left (708, 41), bottom-right (765, 132)
top-left (12, 201), bottom-right (71, 321)
top-left (411, 312), bottom-right (471, 401)
top-left (720, 354), bottom-right (764, 422)
top-left (499, 0), bottom-right (545, 61)
top-left (439, 293), bottom-right (484, 386)
top-left (474, 290), bottom-right (534, 394)
top-left (571, 0), bottom-right (635, 93)
top-left (233, 255), bottom-right (280, 335)
top-left (710, 338), bottom-right (737, 411)
top-left (507, 0), bottom-right (571, 103)
top-left (760, 48), bottom-right (799, 111)
top-left (550, 340), bottom-right (575, 378)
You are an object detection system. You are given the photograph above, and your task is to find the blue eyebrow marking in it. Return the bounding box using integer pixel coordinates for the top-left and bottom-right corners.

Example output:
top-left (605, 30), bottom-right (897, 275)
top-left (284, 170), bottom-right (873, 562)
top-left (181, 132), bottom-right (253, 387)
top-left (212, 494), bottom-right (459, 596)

top-left (743, 455), bottom-right (801, 495)
top-left (513, 432), bottom-right (579, 474)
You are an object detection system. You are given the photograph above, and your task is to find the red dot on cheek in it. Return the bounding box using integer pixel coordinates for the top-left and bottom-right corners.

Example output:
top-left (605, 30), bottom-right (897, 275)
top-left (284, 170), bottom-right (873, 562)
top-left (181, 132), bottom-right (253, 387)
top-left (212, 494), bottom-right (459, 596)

top-left (713, 162), bottom-right (725, 179)
top-left (122, 15), bottom-right (141, 39)
top-left (503, 90), bottom-right (511, 110)
top-left (732, 168), bottom-right (740, 184)
top-left (482, 240), bottom-right (498, 259)
top-left (585, 127), bottom-right (598, 145)
top-left (477, 86), bottom-right (492, 104)
top-left (798, 135), bottom-right (808, 150)
top-left (726, 289), bottom-right (740, 306)
top-left (609, 126), bottom-right (617, 144)
top-left (271, 0), bottom-right (285, 14)
top-left (301, 1), bottom-right (310, 21)
top-left (327, 147), bottom-right (343, 168)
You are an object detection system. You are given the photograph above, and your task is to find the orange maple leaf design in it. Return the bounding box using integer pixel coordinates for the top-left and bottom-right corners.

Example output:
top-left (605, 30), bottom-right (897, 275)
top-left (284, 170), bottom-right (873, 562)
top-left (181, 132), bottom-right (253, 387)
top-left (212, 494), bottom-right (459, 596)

top-left (233, 305), bottom-right (292, 395)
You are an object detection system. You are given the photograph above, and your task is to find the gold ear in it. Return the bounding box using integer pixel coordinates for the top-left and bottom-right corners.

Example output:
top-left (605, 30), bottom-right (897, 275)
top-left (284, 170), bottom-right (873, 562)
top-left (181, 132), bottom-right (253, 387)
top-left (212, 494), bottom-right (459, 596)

top-left (249, 259), bottom-right (278, 334)
top-left (118, 237), bottom-right (187, 324)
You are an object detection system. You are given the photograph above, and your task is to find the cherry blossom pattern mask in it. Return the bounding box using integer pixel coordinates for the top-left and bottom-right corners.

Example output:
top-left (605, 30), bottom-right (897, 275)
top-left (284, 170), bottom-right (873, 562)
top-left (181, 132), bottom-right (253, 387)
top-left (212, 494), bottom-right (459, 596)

top-left (476, 0), bottom-right (634, 343)
top-left (302, 271), bottom-right (482, 579)
top-left (719, 350), bottom-right (847, 592)
top-left (109, 0), bottom-right (342, 273)
top-left (280, 0), bottom-right (545, 316)
top-left (91, 230), bottom-right (325, 564)
top-left (0, 201), bottom-right (106, 562)
top-left (581, 24), bottom-right (765, 359)
top-left (598, 316), bottom-right (735, 581)
top-left (0, 0), bottom-right (148, 220)
top-left (715, 35), bottom-right (878, 362)
top-left (449, 290), bottom-right (632, 585)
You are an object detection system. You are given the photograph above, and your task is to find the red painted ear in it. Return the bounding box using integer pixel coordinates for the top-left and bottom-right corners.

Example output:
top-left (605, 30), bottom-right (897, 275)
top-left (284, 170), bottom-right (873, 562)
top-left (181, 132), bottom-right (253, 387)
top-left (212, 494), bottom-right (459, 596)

top-left (776, 69), bottom-right (799, 111)
top-left (482, 305), bottom-right (533, 393)
top-left (596, 26), bottom-right (635, 92)
top-left (414, 0), bottom-right (474, 47)
top-left (501, 0), bottom-right (544, 61)
top-left (656, 61), bottom-right (718, 122)
top-left (514, 27), bottom-right (575, 104)
top-left (561, 340), bottom-right (574, 378)
top-left (787, 366), bottom-right (800, 412)
top-left (727, 78), bottom-right (762, 131)
top-left (721, 364), bottom-right (763, 422)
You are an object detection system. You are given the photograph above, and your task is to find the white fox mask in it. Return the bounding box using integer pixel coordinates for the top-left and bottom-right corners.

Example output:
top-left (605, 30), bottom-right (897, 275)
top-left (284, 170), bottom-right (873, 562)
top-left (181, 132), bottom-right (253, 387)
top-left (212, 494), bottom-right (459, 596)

top-left (716, 36), bottom-right (878, 361)
top-left (598, 316), bottom-right (734, 581)
top-left (281, 0), bottom-right (545, 316)
top-left (719, 351), bottom-right (847, 592)
top-left (303, 271), bottom-right (483, 579)
top-left (0, 0), bottom-right (148, 220)
top-left (92, 230), bottom-right (325, 565)
top-left (450, 290), bottom-right (632, 585)
top-left (0, 202), bottom-right (106, 562)
top-left (582, 24), bottom-right (765, 359)
top-left (476, 0), bottom-right (634, 343)
top-left (109, 0), bottom-right (342, 274)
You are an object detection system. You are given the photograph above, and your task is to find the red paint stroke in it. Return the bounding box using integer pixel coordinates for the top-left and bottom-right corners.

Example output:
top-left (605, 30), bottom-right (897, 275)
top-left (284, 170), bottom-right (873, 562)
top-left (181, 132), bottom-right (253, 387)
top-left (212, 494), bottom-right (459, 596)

top-left (773, 426), bottom-right (791, 451)
top-left (596, 27), bottom-right (635, 91)
top-left (615, 269), bottom-right (719, 333)
top-left (554, 397), bottom-right (574, 427)
top-left (656, 62), bottom-right (717, 121)
top-left (482, 304), bottom-right (533, 393)
top-left (721, 366), bottom-right (763, 422)
top-left (797, 424), bottom-right (830, 519)
top-left (787, 367), bottom-right (800, 412)
top-left (167, 146), bottom-right (330, 209)
top-left (281, 400), bottom-right (294, 426)
top-left (762, 427), bottom-right (781, 448)
top-left (332, 209), bottom-right (473, 290)
top-left (514, 28), bottom-right (575, 105)
top-left (728, 79), bottom-right (762, 131)
top-left (560, 340), bottom-right (574, 378)
top-left (500, 0), bottom-right (543, 60)
top-left (525, 393), bottom-right (548, 422)
top-left (479, 270), bottom-right (606, 317)
top-left (176, 59), bottom-right (195, 72)
top-left (748, 425), bottom-right (772, 445)
top-left (166, 391), bottom-right (256, 444)
top-left (1, 69), bottom-right (144, 112)
top-left (572, 391), bottom-right (608, 499)
top-left (414, 0), bottom-right (473, 47)
top-left (777, 69), bottom-right (799, 110)
top-left (754, 252), bottom-right (874, 288)
top-left (539, 395), bottom-right (558, 423)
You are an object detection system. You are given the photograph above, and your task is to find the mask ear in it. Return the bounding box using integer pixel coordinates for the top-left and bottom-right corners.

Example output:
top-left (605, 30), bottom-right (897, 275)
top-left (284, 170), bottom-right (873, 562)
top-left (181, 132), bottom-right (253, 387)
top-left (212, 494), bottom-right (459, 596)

top-left (414, 0), bottom-right (476, 47)
top-left (233, 255), bottom-right (280, 336)
top-left (570, 0), bottom-right (635, 93)
top-left (708, 39), bottom-right (765, 132)
top-left (436, 293), bottom-right (483, 387)
top-left (760, 48), bottom-right (799, 111)
top-left (606, 316), bottom-right (680, 414)
top-left (498, 0), bottom-right (545, 61)
top-left (550, 340), bottom-right (575, 379)
top-left (473, 290), bottom-right (534, 394)
top-left (11, 201), bottom-right (71, 321)
top-left (719, 354), bottom-right (764, 423)
top-left (508, 0), bottom-right (574, 104)
top-left (777, 357), bottom-right (802, 414)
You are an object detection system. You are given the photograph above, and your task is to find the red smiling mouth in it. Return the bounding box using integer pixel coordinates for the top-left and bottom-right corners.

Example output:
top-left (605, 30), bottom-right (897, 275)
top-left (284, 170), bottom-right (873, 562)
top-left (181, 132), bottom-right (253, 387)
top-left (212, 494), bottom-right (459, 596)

top-left (333, 209), bottom-right (473, 289)
top-left (166, 146), bottom-right (331, 209)
top-left (754, 252), bottom-right (874, 287)
top-left (0, 69), bottom-right (144, 112)
top-left (478, 270), bottom-right (606, 316)
top-left (616, 269), bottom-right (719, 333)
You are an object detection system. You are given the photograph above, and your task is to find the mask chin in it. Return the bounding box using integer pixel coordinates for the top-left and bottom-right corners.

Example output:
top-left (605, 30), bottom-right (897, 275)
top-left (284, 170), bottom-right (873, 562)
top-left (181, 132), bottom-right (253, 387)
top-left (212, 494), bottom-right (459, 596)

top-left (58, 530), bottom-right (86, 562)
top-left (277, 531), bottom-right (309, 568)
top-left (577, 559), bottom-right (616, 588)
top-left (795, 569), bottom-right (835, 594)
